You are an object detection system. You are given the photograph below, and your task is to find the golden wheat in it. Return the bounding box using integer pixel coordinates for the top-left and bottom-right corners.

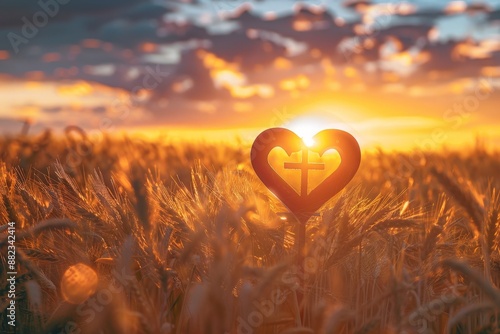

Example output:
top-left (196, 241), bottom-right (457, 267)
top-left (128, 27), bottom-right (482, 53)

top-left (0, 133), bottom-right (499, 333)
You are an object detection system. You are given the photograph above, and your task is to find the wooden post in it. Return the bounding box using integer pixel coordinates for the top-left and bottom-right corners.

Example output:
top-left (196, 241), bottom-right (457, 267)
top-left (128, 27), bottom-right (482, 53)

top-left (294, 212), bottom-right (311, 326)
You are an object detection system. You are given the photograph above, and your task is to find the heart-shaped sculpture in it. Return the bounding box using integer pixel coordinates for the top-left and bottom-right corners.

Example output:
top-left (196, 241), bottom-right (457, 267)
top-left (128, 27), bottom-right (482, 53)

top-left (251, 127), bottom-right (361, 221)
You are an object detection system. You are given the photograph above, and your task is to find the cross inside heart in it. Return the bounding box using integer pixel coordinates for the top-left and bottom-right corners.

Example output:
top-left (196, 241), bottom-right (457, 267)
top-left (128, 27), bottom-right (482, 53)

top-left (251, 128), bottom-right (361, 220)
top-left (268, 147), bottom-right (341, 196)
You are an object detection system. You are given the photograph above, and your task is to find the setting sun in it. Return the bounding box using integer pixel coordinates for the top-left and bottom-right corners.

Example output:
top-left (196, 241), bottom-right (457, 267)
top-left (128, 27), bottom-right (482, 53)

top-left (287, 116), bottom-right (332, 147)
top-left (302, 136), bottom-right (316, 147)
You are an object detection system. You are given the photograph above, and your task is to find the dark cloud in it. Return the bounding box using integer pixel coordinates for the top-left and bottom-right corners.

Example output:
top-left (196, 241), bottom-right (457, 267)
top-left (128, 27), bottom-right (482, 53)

top-left (209, 30), bottom-right (287, 69)
top-left (488, 8), bottom-right (500, 22)
top-left (0, 0), bottom-right (149, 28)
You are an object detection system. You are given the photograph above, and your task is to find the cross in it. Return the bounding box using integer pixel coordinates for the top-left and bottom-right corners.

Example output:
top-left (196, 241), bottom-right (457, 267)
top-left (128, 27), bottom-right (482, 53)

top-left (284, 146), bottom-right (325, 196)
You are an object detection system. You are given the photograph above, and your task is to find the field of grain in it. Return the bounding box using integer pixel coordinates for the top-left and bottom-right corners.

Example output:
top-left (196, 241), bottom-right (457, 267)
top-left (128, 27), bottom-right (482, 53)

top-left (1, 130), bottom-right (500, 334)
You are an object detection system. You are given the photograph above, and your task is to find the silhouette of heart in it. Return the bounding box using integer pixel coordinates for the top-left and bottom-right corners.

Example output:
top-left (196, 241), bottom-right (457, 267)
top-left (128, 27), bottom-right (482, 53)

top-left (251, 128), bottom-right (361, 221)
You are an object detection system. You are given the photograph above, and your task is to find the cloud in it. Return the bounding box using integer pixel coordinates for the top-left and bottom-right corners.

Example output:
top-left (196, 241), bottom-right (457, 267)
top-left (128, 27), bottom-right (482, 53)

top-left (0, 0), bottom-right (147, 28)
top-left (0, 0), bottom-right (500, 134)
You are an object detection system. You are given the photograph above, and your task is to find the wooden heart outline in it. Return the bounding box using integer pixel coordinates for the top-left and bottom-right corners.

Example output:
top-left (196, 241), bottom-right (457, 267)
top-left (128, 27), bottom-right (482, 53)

top-left (251, 127), bottom-right (361, 217)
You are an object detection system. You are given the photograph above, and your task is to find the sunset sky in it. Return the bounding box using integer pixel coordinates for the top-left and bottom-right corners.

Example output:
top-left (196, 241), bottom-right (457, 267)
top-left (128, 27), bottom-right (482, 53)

top-left (1, 0), bottom-right (500, 150)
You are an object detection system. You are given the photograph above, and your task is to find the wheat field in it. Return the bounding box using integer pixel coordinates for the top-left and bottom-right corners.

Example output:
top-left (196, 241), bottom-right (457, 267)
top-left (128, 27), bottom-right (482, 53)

top-left (1, 129), bottom-right (500, 334)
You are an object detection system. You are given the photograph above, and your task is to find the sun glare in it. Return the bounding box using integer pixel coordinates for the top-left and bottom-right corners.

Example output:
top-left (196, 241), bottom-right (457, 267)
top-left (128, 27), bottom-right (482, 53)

top-left (287, 117), bottom-right (328, 147)
top-left (302, 136), bottom-right (316, 147)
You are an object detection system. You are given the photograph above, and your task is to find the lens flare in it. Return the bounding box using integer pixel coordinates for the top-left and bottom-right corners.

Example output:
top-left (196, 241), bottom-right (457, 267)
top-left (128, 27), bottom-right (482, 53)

top-left (61, 263), bottom-right (98, 304)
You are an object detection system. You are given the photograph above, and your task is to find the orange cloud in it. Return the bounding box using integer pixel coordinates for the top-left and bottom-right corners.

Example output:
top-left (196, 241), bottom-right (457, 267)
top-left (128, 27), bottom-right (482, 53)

top-left (0, 50), bottom-right (10, 60)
